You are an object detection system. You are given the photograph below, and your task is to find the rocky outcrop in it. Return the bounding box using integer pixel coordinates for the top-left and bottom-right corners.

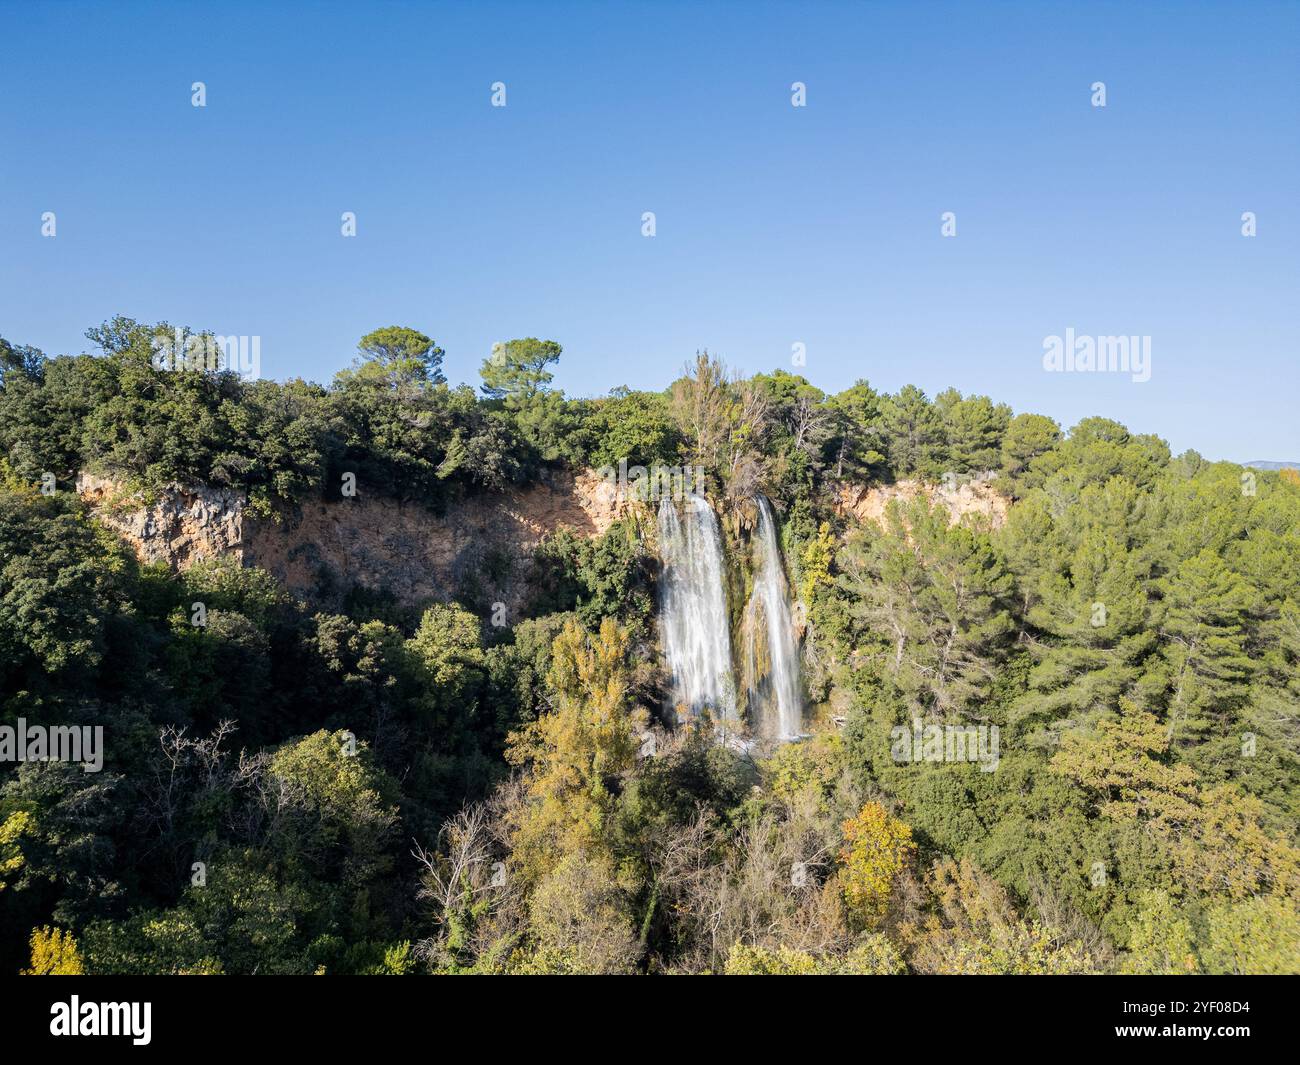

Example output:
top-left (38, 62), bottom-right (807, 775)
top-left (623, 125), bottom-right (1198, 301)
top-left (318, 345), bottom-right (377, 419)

top-left (79, 466), bottom-right (1009, 613)
top-left (76, 473), bottom-right (245, 567)
top-left (243, 469), bottom-right (636, 608)
top-left (835, 474), bottom-right (1009, 529)
top-left (77, 468), bottom-right (637, 611)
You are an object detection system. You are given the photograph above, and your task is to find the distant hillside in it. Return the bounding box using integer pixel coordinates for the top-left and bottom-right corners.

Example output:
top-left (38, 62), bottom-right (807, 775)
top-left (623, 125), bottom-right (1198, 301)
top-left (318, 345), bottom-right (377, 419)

top-left (1245, 460), bottom-right (1300, 470)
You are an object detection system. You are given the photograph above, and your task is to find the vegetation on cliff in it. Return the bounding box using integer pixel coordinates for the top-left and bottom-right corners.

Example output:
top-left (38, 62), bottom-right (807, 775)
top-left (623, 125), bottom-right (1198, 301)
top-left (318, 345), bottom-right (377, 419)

top-left (1, 321), bottom-right (1297, 974)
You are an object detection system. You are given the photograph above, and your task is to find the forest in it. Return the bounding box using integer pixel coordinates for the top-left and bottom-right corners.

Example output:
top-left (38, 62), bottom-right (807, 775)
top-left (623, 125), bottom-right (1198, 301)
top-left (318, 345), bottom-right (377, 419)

top-left (1, 318), bottom-right (1297, 975)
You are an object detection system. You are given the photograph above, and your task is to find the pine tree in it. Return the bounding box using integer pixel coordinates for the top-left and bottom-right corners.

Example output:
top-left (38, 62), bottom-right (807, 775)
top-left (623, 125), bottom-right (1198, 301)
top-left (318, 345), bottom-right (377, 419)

top-left (837, 496), bottom-right (1013, 720)
top-left (941, 393), bottom-right (1011, 474)
top-left (1158, 549), bottom-right (1257, 752)
top-left (1013, 527), bottom-right (1157, 740)
top-left (879, 385), bottom-right (945, 479)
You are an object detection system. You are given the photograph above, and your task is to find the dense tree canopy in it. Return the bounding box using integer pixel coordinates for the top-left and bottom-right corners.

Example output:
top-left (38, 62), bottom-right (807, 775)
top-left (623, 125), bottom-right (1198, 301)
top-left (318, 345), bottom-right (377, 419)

top-left (1, 321), bottom-right (1296, 975)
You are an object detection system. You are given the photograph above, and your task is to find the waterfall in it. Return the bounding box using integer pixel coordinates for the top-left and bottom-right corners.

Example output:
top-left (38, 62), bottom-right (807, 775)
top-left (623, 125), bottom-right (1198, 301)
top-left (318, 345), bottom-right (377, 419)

top-left (743, 496), bottom-right (804, 740)
top-left (657, 495), bottom-right (737, 723)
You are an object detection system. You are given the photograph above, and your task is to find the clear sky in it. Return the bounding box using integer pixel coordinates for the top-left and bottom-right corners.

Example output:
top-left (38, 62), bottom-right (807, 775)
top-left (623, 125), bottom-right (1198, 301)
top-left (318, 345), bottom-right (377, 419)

top-left (2, 0), bottom-right (1296, 461)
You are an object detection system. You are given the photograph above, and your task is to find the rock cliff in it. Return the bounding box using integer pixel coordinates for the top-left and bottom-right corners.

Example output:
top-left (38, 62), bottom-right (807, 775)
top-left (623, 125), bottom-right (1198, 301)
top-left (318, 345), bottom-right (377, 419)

top-left (834, 475), bottom-right (1009, 529)
top-left (78, 469), bottom-right (635, 611)
top-left (78, 469), bottom-right (1009, 612)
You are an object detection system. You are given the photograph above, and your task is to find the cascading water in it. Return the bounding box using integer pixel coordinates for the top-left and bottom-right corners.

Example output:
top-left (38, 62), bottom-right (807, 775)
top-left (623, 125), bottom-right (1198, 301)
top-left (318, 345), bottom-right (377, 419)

top-left (657, 494), bottom-right (737, 723)
top-left (743, 496), bottom-right (805, 740)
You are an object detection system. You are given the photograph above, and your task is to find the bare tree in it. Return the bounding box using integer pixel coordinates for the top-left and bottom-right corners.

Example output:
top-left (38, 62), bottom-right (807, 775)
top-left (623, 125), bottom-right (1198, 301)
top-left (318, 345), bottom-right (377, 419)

top-left (412, 780), bottom-right (530, 970)
top-left (413, 802), bottom-right (495, 925)
top-left (671, 351), bottom-right (731, 469)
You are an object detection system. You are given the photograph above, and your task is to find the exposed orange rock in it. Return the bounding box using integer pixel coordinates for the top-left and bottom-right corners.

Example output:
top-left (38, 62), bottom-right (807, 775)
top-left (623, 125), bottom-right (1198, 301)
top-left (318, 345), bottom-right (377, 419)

top-left (78, 468), bottom-right (637, 610)
top-left (244, 468), bottom-right (637, 607)
top-left (835, 476), bottom-right (1009, 529)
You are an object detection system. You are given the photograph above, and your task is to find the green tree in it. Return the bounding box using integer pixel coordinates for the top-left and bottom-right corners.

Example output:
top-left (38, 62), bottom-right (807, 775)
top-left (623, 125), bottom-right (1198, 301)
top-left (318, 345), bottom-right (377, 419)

top-left (1158, 548), bottom-right (1257, 752)
top-left (408, 604), bottom-right (487, 721)
top-left (270, 730), bottom-right (400, 886)
top-left (478, 338), bottom-right (569, 461)
top-left (1009, 516), bottom-right (1157, 738)
top-left (0, 482), bottom-right (134, 678)
top-left (585, 388), bottom-right (681, 470)
top-left (826, 379), bottom-right (887, 481)
top-left (1201, 895), bottom-right (1300, 974)
top-left (879, 385), bottom-right (945, 479)
top-left (0, 337), bottom-right (45, 384)
top-left (479, 338), bottom-right (562, 402)
top-left (837, 496), bottom-right (1014, 719)
top-left (940, 393), bottom-right (1011, 474)
top-left (1000, 412), bottom-right (1061, 486)
top-left (1029, 417), bottom-right (1170, 494)
top-left (354, 326), bottom-right (445, 388)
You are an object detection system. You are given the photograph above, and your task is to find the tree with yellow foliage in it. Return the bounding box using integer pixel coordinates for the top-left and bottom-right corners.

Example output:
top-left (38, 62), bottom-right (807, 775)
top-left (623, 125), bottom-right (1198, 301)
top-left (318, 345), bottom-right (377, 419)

top-left (837, 801), bottom-right (916, 927)
top-left (22, 926), bottom-right (85, 975)
top-left (725, 936), bottom-right (905, 975)
top-left (0, 810), bottom-right (32, 892)
top-left (904, 859), bottom-right (1101, 974)
top-left (505, 617), bottom-right (643, 886)
top-left (1052, 700), bottom-right (1300, 903)
top-left (798, 521), bottom-right (836, 606)
top-left (1119, 890), bottom-right (1200, 974)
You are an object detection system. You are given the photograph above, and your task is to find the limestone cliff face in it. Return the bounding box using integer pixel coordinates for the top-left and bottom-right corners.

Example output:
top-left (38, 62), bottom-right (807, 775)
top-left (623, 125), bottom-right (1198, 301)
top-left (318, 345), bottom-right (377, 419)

top-left (79, 467), bottom-right (1008, 613)
top-left (243, 469), bottom-right (635, 608)
top-left (834, 474), bottom-right (1009, 529)
top-left (78, 468), bottom-right (635, 610)
top-left (76, 473), bottom-right (245, 567)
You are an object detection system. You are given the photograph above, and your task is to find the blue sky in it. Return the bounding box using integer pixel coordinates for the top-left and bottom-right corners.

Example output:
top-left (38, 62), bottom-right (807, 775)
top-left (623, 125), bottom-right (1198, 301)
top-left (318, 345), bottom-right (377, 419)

top-left (2, 0), bottom-right (1296, 461)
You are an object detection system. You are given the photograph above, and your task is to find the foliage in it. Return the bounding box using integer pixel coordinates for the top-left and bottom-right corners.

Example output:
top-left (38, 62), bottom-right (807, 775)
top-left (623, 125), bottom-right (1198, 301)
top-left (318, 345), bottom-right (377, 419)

top-left (837, 802), bottom-right (916, 927)
top-left (1, 322), bottom-right (1297, 975)
top-left (584, 388), bottom-right (681, 470)
top-left (904, 859), bottom-right (1101, 974)
top-left (352, 326), bottom-right (446, 388)
top-left (21, 925), bottom-right (85, 975)
top-left (724, 936), bottom-right (905, 975)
